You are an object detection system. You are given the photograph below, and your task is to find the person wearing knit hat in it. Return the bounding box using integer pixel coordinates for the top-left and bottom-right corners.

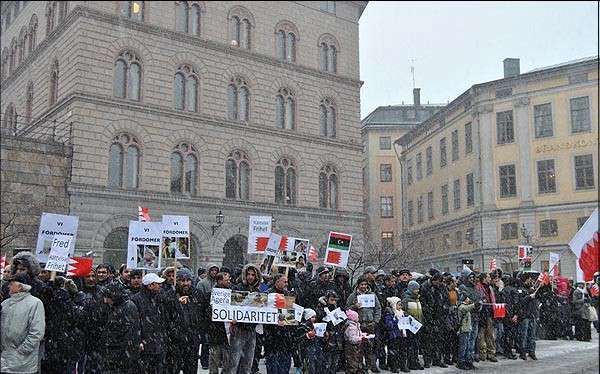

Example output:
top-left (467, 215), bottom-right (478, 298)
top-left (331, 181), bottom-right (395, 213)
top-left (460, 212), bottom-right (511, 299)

top-left (298, 307), bottom-right (321, 374)
top-left (344, 308), bottom-right (365, 374)
top-left (401, 280), bottom-right (424, 370)
top-left (382, 296), bottom-right (409, 373)
top-left (303, 308), bottom-right (317, 321)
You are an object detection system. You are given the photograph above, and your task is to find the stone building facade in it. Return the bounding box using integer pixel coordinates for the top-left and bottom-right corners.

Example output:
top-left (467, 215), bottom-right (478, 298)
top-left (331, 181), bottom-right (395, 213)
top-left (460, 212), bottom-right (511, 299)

top-left (1, 1), bottom-right (368, 269)
top-left (395, 56), bottom-right (598, 278)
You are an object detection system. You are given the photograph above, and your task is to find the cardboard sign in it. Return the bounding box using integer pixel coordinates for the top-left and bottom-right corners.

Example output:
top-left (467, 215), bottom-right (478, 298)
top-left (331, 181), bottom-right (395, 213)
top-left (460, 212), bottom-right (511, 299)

top-left (324, 231), bottom-right (352, 267)
top-left (212, 290), bottom-right (298, 325)
top-left (45, 235), bottom-right (72, 272)
top-left (314, 323), bottom-right (327, 337)
top-left (211, 288), bottom-right (232, 306)
top-left (36, 213), bottom-right (79, 263)
top-left (266, 233), bottom-right (282, 257)
top-left (248, 216), bottom-right (272, 254)
top-left (293, 304), bottom-right (305, 322)
top-left (161, 215), bottom-right (190, 260)
top-left (357, 294), bottom-right (376, 308)
top-left (397, 316), bottom-right (411, 330)
top-left (275, 237), bottom-right (309, 267)
top-left (127, 221), bottom-right (163, 270)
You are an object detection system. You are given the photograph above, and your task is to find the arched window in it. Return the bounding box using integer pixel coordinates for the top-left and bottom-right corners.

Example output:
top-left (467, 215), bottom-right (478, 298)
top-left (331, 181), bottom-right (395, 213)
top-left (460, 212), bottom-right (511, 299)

top-left (276, 29), bottom-right (296, 63)
top-left (121, 1), bottom-right (144, 22)
top-left (2, 104), bottom-right (17, 134)
top-left (9, 39), bottom-right (16, 73)
top-left (1, 49), bottom-right (8, 80)
top-left (225, 150), bottom-right (250, 200)
top-left (113, 51), bottom-right (141, 101)
top-left (103, 227), bottom-right (129, 267)
top-left (170, 142), bottom-right (198, 195)
top-left (176, 1), bottom-right (201, 35)
top-left (275, 158), bottom-right (297, 206)
top-left (173, 64), bottom-right (199, 112)
top-left (108, 133), bottom-right (141, 189)
top-left (229, 9), bottom-right (252, 50)
top-left (25, 82), bottom-right (34, 124)
top-left (319, 98), bottom-right (336, 138)
top-left (227, 76), bottom-right (250, 122)
top-left (46, 2), bottom-right (57, 35)
top-left (319, 165), bottom-right (338, 209)
top-left (49, 59), bottom-right (59, 107)
top-left (29, 15), bottom-right (38, 54)
top-left (18, 27), bottom-right (27, 64)
top-left (318, 35), bottom-right (338, 74)
top-left (275, 88), bottom-right (295, 130)
top-left (58, 2), bottom-right (69, 21)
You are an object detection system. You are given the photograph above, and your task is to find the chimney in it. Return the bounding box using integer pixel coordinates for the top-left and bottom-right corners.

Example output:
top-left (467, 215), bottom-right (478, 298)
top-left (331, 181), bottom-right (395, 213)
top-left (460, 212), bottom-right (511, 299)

top-left (503, 58), bottom-right (520, 78)
top-left (413, 88), bottom-right (421, 107)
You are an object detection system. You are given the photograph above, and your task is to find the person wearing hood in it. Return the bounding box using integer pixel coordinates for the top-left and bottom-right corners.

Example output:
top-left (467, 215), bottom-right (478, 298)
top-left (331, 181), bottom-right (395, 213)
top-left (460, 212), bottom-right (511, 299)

top-left (206, 272), bottom-right (233, 374)
top-left (401, 280), bottom-right (424, 370)
top-left (383, 296), bottom-right (409, 373)
top-left (347, 276), bottom-right (382, 373)
top-left (3, 251), bottom-right (46, 302)
top-left (227, 263), bottom-right (261, 374)
top-left (456, 293), bottom-right (481, 370)
top-left (333, 268), bottom-right (352, 309)
top-left (315, 290), bottom-right (344, 374)
top-left (1, 272), bottom-right (46, 374)
top-left (99, 281), bottom-right (141, 373)
top-left (344, 309), bottom-right (366, 374)
top-left (131, 273), bottom-right (168, 373)
top-left (297, 308), bottom-right (322, 374)
top-left (197, 263), bottom-right (220, 369)
top-left (305, 266), bottom-right (336, 310)
top-left (458, 267), bottom-right (481, 364)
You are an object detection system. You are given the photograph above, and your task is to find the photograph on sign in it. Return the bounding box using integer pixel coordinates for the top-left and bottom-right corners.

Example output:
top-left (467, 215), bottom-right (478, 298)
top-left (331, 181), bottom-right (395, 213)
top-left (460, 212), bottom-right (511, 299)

top-left (211, 290), bottom-right (298, 325)
top-left (248, 216), bottom-right (272, 254)
top-left (127, 221), bottom-right (163, 270)
top-left (161, 215), bottom-right (190, 260)
top-left (275, 238), bottom-right (309, 267)
top-left (35, 213), bottom-right (79, 263)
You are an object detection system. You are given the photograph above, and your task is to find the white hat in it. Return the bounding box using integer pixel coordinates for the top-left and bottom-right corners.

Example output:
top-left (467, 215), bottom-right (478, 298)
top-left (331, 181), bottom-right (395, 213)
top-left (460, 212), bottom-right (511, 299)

top-left (303, 308), bottom-right (316, 321)
top-left (142, 273), bottom-right (165, 286)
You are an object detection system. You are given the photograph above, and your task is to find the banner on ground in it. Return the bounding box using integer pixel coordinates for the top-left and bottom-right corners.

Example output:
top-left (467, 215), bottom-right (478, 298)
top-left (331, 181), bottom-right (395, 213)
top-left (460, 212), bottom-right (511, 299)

top-left (275, 237), bottom-right (309, 267)
top-left (44, 235), bottom-right (72, 272)
top-left (518, 245), bottom-right (533, 270)
top-left (211, 288), bottom-right (298, 325)
top-left (324, 231), bottom-right (352, 267)
top-left (36, 213), bottom-right (79, 263)
top-left (248, 216), bottom-right (272, 254)
top-left (127, 221), bottom-right (163, 270)
top-left (568, 208), bottom-right (598, 282)
top-left (161, 215), bottom-right (190, 261)
top-left (549, 252), bottom-right (560, 277)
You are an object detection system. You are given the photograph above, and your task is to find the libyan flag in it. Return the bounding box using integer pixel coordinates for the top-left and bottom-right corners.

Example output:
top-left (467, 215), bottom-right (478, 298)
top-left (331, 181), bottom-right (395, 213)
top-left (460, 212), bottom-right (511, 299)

top-left (328, 232), bottom-right (351, 251)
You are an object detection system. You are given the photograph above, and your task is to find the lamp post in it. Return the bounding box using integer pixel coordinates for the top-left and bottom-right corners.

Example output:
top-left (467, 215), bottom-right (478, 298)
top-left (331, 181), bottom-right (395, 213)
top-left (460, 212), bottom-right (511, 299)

top-left (271, 215), bottom-right (277, 230)
top-left (520, 224), bottom-right (531, 245)
top-left (211, 210), bottom-right (224, 236)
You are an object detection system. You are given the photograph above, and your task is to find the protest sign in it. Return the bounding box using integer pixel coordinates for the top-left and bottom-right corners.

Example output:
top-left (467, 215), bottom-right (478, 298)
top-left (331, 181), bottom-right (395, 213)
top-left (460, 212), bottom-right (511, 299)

top-left (397, 316), bottom-right (411, 330)
top-left (322, 307), bottom-right (346, 326)
top-left (314, 323), bottom-right (327, 337)
top-left (248, 216), bottom-right (272, 254)
top-left (211, 288), bottom-right (232, 306)
top-left (45, 235), bottom-right (72, 272)
top-left (275, 237), bottom-right (309, 267)
top-left (36, 213), bottom-right (79, 263)
top-left (549, 252), bottom-right (560, 276)
top-left (212, 290), bottom-right (298, 325)
top-left (293, 304), bottom-right (305, 322)
top-left (408, 316), bottom-right (423, 334)
top-left (324, 231), bottom-right (352, 267)
top-left (66, 257), bottom-right (94, 277)
top-left (357, 294), bottom-right (376, 308)
top-left (161, 215), bottom-right (190, 261)
top-left (127, 221), bottom-right (163, 270)
top-left (518, 245), bottom-right (533, 270)
top-left (266, 233), bottom-right (282, 257)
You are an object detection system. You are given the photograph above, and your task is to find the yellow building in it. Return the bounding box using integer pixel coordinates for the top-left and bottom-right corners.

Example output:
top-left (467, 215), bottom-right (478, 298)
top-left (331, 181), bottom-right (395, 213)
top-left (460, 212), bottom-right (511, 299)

top-left (395, 57), bottom-right (598, 277)
top-left (361, 89), bottom-right (443, 252)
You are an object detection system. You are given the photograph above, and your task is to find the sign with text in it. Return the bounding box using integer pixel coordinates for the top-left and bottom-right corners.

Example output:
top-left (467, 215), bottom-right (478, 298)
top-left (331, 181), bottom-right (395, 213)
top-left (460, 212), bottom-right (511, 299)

top-left (518, 245), bottom-right (533, 270)
top-left (266, 233), bottom-right (282, 257)
top-left (127, 221), bottom-right (163, 270)
top-left (211, 290), bottom-right (298, 325)
top-left (357, 294), bottom-right (376, 308)
top-left (549, 252), bottom-right (560, 276)
top-left (210, 288), bottom-right (232, 306)
top-left (36, 213), bottom-right (79, 263)
top-left (161, 215), bottom-right (190, 260)
top-left (248, 216), bottom-right (272, 254)
top-left (323, 231), bottom-right (352, 267)
top-left (44, 235), bottom-right (72, 272)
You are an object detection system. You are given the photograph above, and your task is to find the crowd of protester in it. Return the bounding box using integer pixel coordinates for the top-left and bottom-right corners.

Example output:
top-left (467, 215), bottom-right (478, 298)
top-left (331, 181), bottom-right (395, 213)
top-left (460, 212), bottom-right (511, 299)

top-left (1, 250), bottom-right (598, 374)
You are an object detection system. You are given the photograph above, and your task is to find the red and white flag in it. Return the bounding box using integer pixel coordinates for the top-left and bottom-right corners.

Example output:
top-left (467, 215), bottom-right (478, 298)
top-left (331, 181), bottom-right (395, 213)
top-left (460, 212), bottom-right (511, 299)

top-left (0, 255), bottom-right (6, 279)
top-left (268, 293), bottom-right (287, 309)
top-left (138, 207), bottom-right (150, 222)
top-left (489, 258), bottom-right (497, 272)
top-left (308, 245), bottom-right (318, 262)
top-left (66, 257), bottom-right (94, 277)
top-left (493, 303), bottom-right (506, 319)
top-left (549, 252), bottom-right (560, 277)
top-left (537, 272), bottom-right (550, 286)
top-left (568, 208), bottom-right (598, 282)
top-left (590, 284), bottom-right (600, 298)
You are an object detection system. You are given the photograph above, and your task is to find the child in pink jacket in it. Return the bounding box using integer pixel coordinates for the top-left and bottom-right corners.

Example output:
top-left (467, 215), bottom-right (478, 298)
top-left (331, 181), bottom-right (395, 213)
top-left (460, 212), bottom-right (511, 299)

top-left (344, 309), bottom-right (365, 374)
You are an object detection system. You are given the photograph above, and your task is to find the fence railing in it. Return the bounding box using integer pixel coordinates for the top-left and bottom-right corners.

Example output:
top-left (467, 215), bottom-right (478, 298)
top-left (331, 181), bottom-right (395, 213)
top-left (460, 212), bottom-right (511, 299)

top-left (15, 119), bottom-right (72, 145)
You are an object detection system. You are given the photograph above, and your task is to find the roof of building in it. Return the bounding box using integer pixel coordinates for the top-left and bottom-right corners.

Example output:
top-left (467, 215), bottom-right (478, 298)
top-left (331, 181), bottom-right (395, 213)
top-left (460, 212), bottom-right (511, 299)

top-left (361, 104), bottom-right (445, 128)
top-left (526, 55), bottom-right (598, 73)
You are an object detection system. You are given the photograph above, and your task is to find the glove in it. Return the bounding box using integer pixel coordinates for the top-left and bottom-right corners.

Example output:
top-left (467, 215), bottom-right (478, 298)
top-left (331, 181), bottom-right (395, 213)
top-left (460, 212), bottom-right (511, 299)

top-left (319, 296), bottom-right (327, 305)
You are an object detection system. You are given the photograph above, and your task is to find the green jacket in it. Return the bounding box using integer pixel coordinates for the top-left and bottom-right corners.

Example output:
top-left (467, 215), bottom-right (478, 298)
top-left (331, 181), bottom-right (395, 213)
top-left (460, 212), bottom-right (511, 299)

top-left (457, 302), bottom-right (476, 333)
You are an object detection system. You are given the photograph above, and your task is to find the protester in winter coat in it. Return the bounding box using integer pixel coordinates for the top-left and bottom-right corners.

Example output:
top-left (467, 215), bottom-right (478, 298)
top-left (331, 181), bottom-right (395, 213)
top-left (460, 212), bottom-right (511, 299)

top-left (333, 268), bottom-right (352, 309)
top-left (444, 274), bottom-right (460, 365)
top-left (499, 276), bottom-right (519, 359)
top-left (419, 270), bottom-right (449, 368)
top-left (458, 267), bottom-right (481, 363)
top-left (376, 275), bottom-right (399, 370)
top-left (197, 264), bottom-right (220, 296)
top-left (475, 272), bottom-right (497, 362)
top-left (95, 264), bottom-right (115, 287)
top-left (395, 269), bottom-right (412, 297)
top-left (227, 263), bottom-right (261, 374)
top-left (347, 276), bottom-right (382, 373)
top-left (344, 309), bottom-right (365, 374)
top-left (207, 272), bottom-right (232, 374)
top-left (456, 294), bottom-right (480, 370)
top-left (131, 273), bottom-right (168, 373)
top-left (128, 269), bottom-right (143, 295)
top-left (297, 308), bottom-right (322, 374)
top-left (2, 251), bottom-right (46, 302)
top-left (0, 273), bottom-right (46, 374)
top-left (99, 282), bottom-right (141, 373)
top-left (401, 280), bottom-right (424, 370)
top-left (572, 282), bottom-right (592, 341)
top-left (514, 275), bottom-right (540, 360)
top-left (305, 266), bottom-right (336, 310)
top-left (383, 296), bottom-right (409, 373)
top-left (172, 268), bottom-right (203, 374)
top-left (315, 290), bottom-right (344, 374)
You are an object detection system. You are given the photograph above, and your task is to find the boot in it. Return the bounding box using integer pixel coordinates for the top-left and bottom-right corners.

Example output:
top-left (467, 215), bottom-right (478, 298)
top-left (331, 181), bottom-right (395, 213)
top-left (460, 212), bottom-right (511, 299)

top-left (528, 352), bottom-right (538, 360)
top-left (400, 362), bottom-right (410, 373)
top-left (488, 355), bottom-right (498, 363)
top-left (519, 352), bottom-right (527, 360)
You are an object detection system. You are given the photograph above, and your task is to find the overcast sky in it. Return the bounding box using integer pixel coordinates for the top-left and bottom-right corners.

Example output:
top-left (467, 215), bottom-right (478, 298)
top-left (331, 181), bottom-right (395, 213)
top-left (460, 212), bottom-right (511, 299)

top-left (359, 1), bottom-right (599, 118)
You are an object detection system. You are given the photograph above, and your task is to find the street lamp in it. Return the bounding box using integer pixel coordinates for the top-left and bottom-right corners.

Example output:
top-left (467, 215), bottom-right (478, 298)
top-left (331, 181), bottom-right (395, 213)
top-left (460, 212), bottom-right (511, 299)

top-left (520, 224), bottom-right (531, 245)
top-left (271, 215), bottom-right (277, 230)
top-left (211, 210), bottom-right (224, 236)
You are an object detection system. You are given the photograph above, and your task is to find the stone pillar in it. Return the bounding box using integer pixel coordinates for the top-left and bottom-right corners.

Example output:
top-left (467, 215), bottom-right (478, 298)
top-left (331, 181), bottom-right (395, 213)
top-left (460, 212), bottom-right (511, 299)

top-left (513, 97), bottom-right (533, 207)
top-left (473, 104), bottom-right (495, 210)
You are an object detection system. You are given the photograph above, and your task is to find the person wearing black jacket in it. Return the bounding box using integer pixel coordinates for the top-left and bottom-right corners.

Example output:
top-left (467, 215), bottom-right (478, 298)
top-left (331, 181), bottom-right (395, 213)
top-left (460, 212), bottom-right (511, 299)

top-left (419, 270), bottom-right (449, 368)
top-left (305, 266), bottom-right (336, 310)
top-left (99, 282), bottom-right (141, 373)
top-left (499, 276), bottom-right (518, 359)
top-left (514, 274), bottom-right (540, 360)
top-left (131, 273), bottom-right (168, 373)
top-left (206, 272), bottom-right (232, 374)
top-left (376, 275), bottom-right (399, 370)
top-left (333, 268), bottom-right (352, 309)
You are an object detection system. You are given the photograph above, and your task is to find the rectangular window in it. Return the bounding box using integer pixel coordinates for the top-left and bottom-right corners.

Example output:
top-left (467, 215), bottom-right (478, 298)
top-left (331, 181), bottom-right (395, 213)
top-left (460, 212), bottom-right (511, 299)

top-left (570, 96), bottom-right (590, 133)
top-left (574, 154), bottom-right (595, 190)
top-left (427, 191), bottom-right (434, 220)
top-left (534, 103), bottom-right (553, 138)
top-left (496, 110), bottom-right (514, 144)
top-left (416, 153), bottom-right (423, 180)
top-left (465, 123), bottom-right (473, 154)
top-left (455, 231), bottom-right (462, 249)
top-left (466, 173), bottom-right (474, 206)
top-left (406, 159), bottom-right (413, 185)
top-left (451, 130), bottom-right (459, 161)
top-left (426, 146), bottom-right (433, 175)
top-left (499, 164), bottom-right (517, 197)
top-left (320, 1), bottom-right (336, 13)
top-left (407, 200), bottom-right (413, 226)
top-left (380, 164), bottom-right (392, 182)
top-left (440, 138), bottom-right (447, 167)
top-left (441, 184), bottom-right (449, 215)
top-left (501, 223), bottom-right (518, 240)
top-left (381, 232), bottom-right (394, 250)
top-left (380, 196), bottom-right (393, 218)
top-left (537, 159), bottom-right (556, 194)
top-left (443, 233), bottom-right (450, 250)
top-left (540, 219), bottom-right (558, 237)
top-left (453, 179), bottom-right (461, 210)
top-left (379, 136), bottom-right (391, 150)
top-left (417, 196), bottom-right (424, 223)
top-left (577, 216), bottom-right (588, 230)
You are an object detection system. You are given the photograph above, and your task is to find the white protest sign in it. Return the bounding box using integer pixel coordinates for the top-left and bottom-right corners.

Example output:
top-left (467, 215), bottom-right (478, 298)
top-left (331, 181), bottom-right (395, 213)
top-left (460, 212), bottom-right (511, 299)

top-left (127, 221), bottom-right (163, 270)
top-left (266, 233), bottom-right (282, 257)
top-left (408, 316), bottom-right (423, 334)
top-left (314, 323), bottom-right (327, 337)
top-left (549, 252), bottom-right (560, 276)
top-left (248, 216), bottom-right (272, 254)
top-left (357, 294), bottom-right (376, 308)
top-left (161, 215), bottom-right (190, 260)
top-left (333, 308), bottom-right (347, 321)
top-left (36, 213), bottom-right (79, 263)
top-left (211, 288), bottom-right (232, 306)
top-left (44, 235), bottom-right (72, 272)
top-left (293, 304), bottom-right (305, 322)
top-left (397, 316), bottom-right (411, 331)
top-left (211, 305), bottom-right (281, 325)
